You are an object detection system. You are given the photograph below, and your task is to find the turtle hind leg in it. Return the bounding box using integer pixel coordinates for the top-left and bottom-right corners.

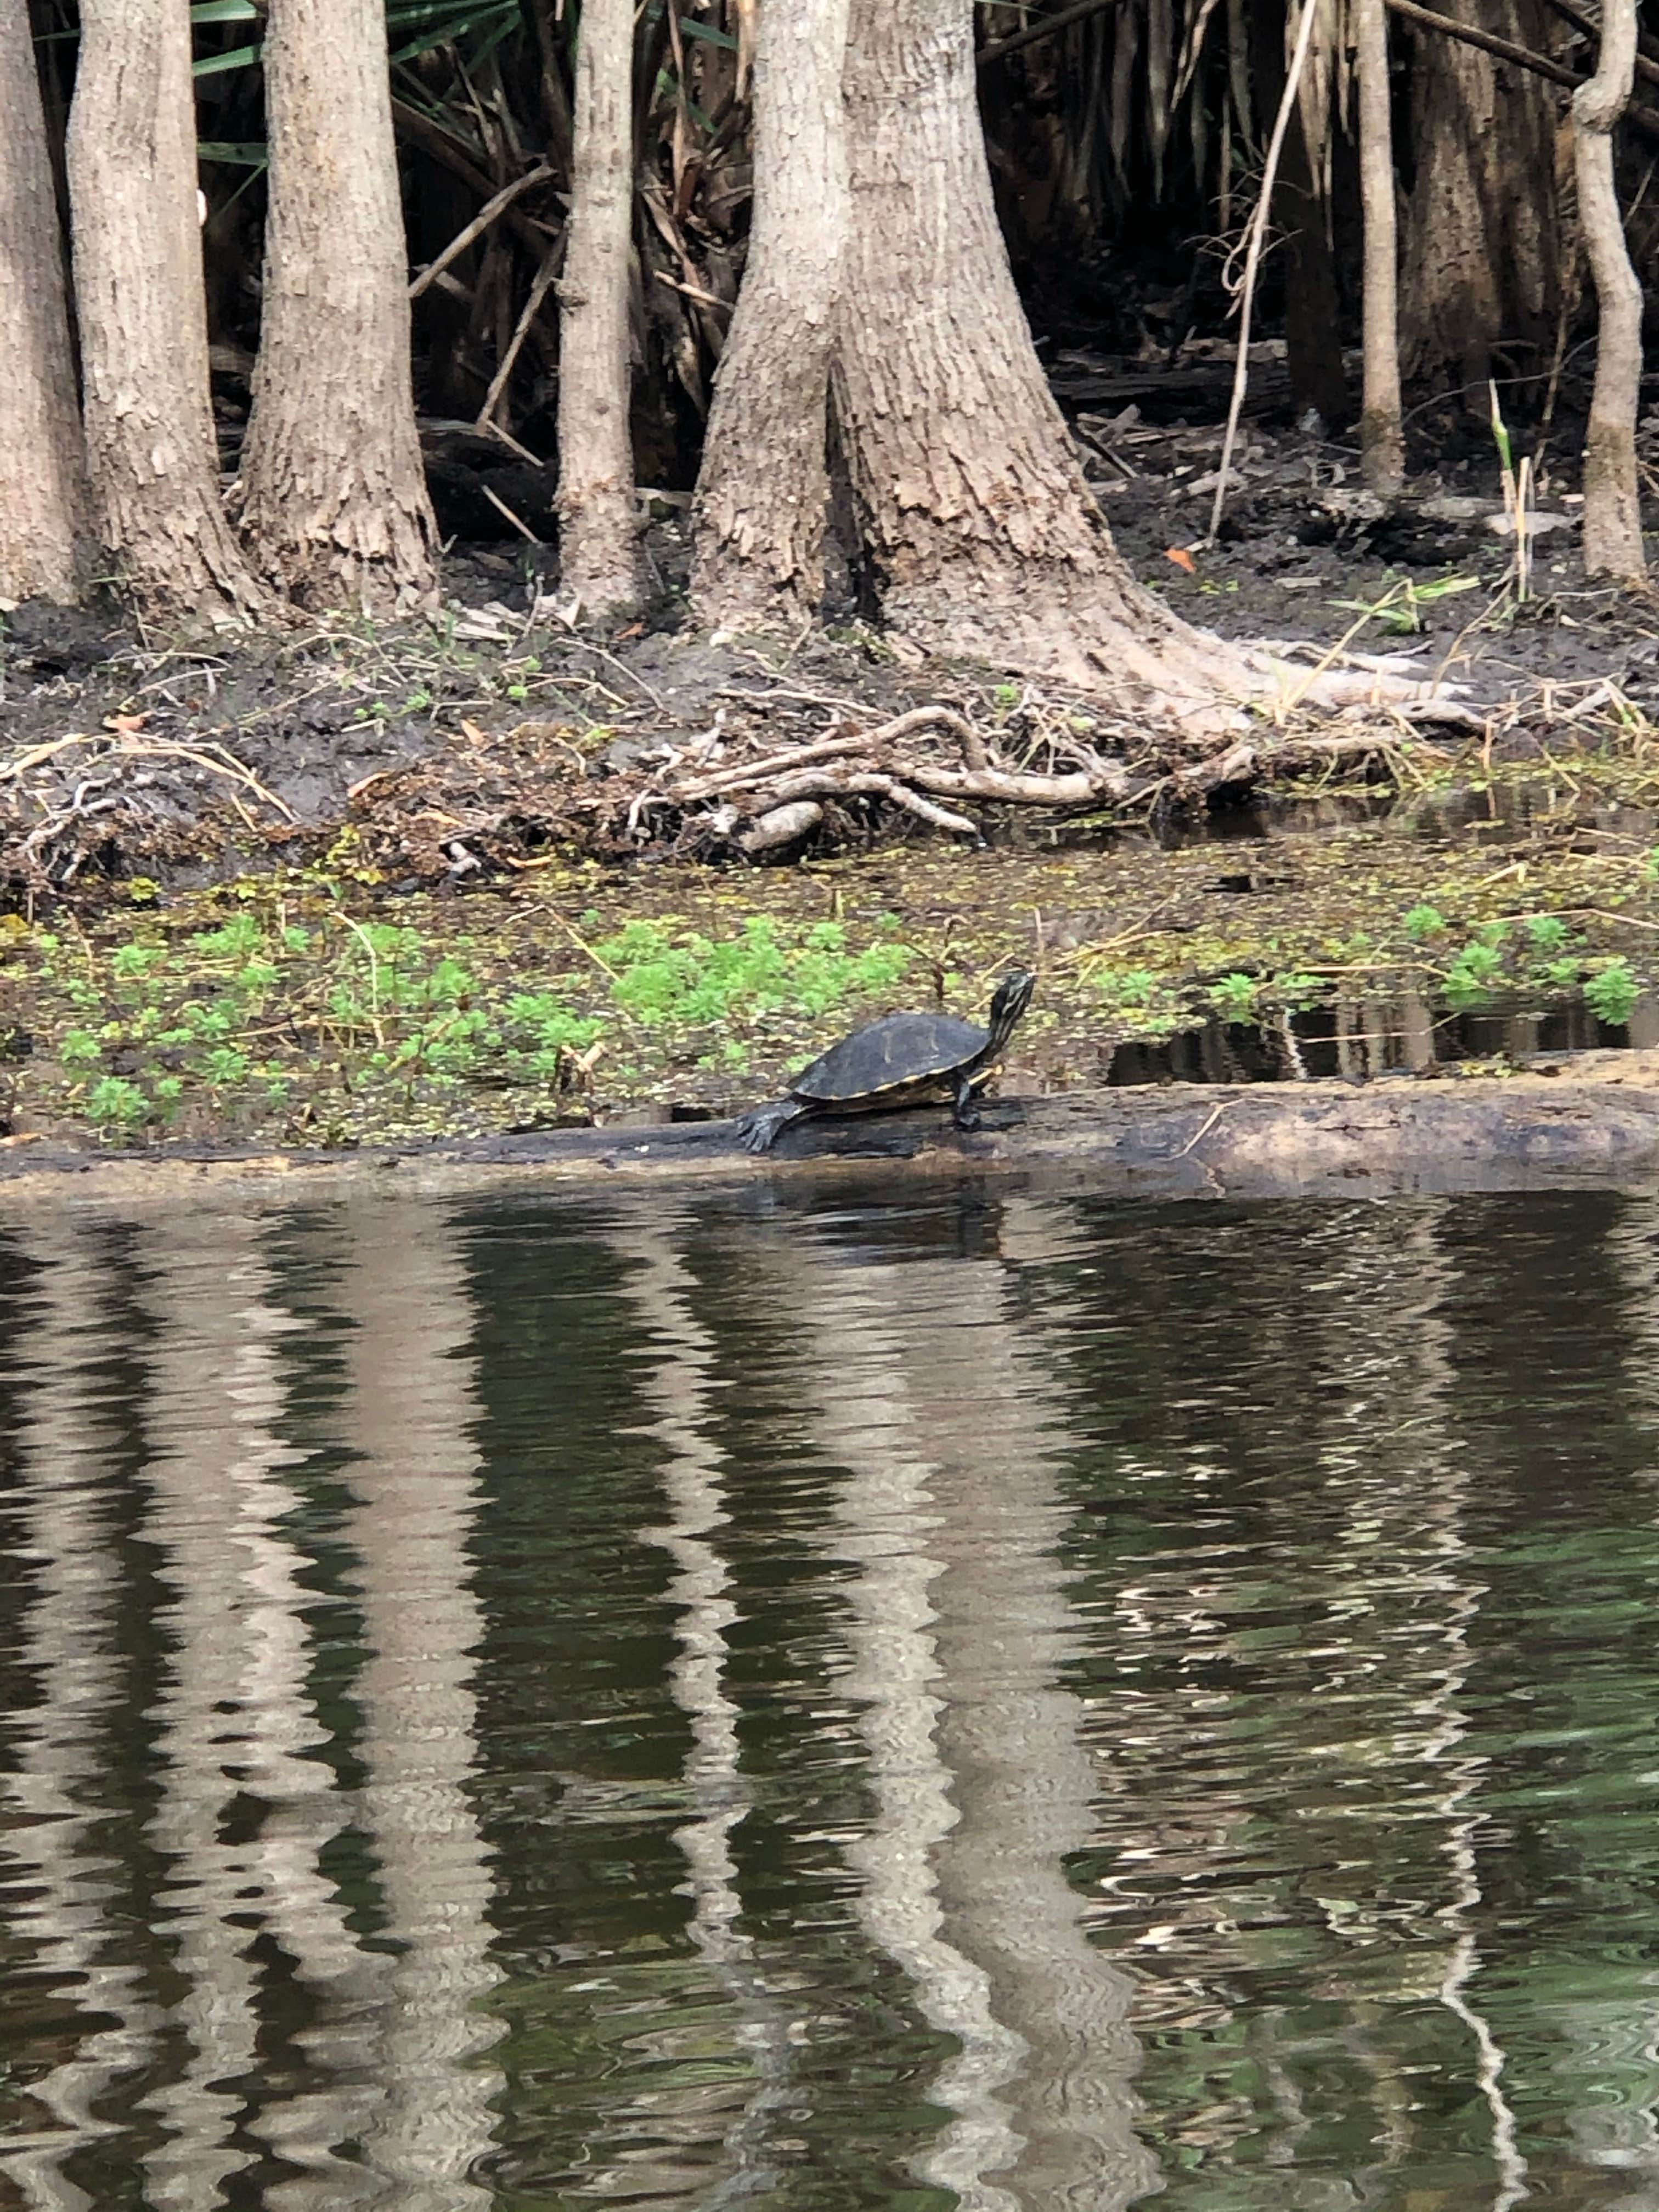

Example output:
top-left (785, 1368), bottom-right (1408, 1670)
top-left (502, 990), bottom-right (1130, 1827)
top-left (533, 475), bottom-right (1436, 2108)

top-left (735, 1098), bottom-right (809, 1154)
top-left (951, 1069), bottom-right (982, 1133)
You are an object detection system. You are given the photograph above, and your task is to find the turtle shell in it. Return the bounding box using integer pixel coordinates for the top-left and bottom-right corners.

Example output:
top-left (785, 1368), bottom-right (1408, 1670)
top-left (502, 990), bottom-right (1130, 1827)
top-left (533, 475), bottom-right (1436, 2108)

top-left (789, 1011), bottom-right (991, 1105)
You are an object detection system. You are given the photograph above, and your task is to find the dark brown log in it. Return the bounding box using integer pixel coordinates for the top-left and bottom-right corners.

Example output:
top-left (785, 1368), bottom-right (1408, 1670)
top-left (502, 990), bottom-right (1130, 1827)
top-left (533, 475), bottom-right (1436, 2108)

top-left (13, 1063), bottom-right (1659, 1206)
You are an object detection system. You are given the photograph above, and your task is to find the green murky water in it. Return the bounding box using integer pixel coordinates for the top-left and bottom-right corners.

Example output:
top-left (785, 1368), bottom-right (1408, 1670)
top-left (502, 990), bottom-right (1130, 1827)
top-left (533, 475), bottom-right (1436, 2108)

top-left (4, 1183), bottom-right (1659, 2210)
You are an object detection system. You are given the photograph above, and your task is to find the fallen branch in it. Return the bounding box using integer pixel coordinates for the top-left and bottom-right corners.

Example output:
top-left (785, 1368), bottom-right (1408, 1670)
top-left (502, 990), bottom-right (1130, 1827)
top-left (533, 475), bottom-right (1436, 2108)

top-left (390, 101), bottom-right (554, 253)
top-left (678, 732), bottom-right (873, 798)
top-left (1, 731), bottom-right (295, 820)
top-left (1187, 725), bottom-right (1455, 796)
top-left (826, 774), bottom-right (980, 835)
top-left (477, 240), bottom-right (562, 426)
top-left (740, 800), bottom-right (824, 854)
top-left (409, 162), bottom-right (554, 300)
top-left (867, 703), bottom-right (992, 770)
top-left (902, 759), bottom-right (1131, 805)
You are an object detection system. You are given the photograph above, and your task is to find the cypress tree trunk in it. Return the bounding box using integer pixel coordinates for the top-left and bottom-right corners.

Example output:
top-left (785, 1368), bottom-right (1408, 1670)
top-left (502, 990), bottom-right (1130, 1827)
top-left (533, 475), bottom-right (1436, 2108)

top-left (1575, 0), bottom-right (1644, 581)
top-left (690, 0), bottom-right (850, 628)
top-left (66, 0), bottom-right (266, 621)
top-left (556, 0), bottom-right (642, 619)
top-left (236, 0), bottom-right (438, 617)
top-left (1398, 0), bottom-right (1560, 392)
top-left (835, 0), bottom-right (1250, 704)
top-left (0, 0), bottom-right (88, 604)
top-left (1247, 0), bottom-right (1350, 429)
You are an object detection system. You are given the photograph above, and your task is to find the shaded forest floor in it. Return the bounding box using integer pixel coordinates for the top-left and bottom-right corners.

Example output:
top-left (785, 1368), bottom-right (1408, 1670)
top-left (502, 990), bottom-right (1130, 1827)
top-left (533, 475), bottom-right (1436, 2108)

top-left (7, 374), bottom-right (1659, 1155)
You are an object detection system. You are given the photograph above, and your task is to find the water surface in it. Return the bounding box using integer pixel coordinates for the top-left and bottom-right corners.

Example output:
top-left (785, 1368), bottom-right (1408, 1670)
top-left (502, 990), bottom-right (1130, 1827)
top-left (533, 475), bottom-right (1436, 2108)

top-left (4, 1183), bottom-right (1659, 2209)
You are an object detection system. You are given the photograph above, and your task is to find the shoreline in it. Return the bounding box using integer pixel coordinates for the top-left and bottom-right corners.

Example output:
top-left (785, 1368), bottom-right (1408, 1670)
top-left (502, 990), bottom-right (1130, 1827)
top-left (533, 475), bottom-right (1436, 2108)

top-left (7, 1053), bottom-right (1659, 1214)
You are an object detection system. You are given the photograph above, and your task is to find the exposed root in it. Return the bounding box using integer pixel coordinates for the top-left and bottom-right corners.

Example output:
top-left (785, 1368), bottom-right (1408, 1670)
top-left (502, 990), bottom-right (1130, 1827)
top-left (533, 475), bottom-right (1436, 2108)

top-left (613, 699), bottom-right (1130, 851)
top-left (0, 608), bottom-right (1555, 907)
top-left (877, 562), bottom-right (1455, 739)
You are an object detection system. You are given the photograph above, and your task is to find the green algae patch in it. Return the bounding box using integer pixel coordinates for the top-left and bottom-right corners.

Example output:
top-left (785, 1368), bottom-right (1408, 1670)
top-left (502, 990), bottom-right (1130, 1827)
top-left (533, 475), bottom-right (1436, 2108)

top-left (4, 770), bottom-right (1659, 1150)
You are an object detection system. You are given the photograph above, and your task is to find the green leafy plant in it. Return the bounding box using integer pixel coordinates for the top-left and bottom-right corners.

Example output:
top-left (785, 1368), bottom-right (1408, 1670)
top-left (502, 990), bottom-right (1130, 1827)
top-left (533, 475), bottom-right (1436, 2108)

top-left (60, 1028), bottom-right (103, 1069)
top-left (1272, 972), bottom-right (1325, 1011)
top-left (111, 943), bottom-right (165, 980)
top-left (202, 1045), bottom-right (250, 1086)
top-left (597, 917), bottom-right (910, 1029)
top-left (1098, 967), bottom-right (1158, 1008)
top-left (84, 1076), bottom-right (150, 1135)
top-left (1207, 972), bottom-right (1260, 1022)
top-left (1442, 940), bottom-right (1503, 1008)
top-left (1584, 957), bottom-right (1639, 1027)
top-left (1526, 914), bottom-right (1571, 953)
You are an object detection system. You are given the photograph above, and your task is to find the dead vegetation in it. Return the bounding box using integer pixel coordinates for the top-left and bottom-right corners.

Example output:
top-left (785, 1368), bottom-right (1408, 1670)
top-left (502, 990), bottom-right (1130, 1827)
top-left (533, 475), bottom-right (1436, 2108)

top-left (0, 619), bottom-right (1494, 909)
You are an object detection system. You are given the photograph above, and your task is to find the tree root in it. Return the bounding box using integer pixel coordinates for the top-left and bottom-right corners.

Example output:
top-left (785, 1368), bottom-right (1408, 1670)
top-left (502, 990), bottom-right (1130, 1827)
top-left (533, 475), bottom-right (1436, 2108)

top-left (612, 700), bottom-right (1134, 852)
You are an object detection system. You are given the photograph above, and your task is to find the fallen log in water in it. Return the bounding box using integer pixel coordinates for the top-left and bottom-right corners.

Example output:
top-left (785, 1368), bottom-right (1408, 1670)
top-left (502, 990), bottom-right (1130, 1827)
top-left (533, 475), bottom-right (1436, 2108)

top-left (8, 1056), bottom-right (1659, 1209)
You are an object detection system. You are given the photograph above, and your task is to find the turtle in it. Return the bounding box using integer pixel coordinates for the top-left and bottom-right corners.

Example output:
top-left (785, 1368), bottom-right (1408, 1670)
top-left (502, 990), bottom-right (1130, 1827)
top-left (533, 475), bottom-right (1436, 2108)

top-left (734, 969), bottom-right (1036, 1154)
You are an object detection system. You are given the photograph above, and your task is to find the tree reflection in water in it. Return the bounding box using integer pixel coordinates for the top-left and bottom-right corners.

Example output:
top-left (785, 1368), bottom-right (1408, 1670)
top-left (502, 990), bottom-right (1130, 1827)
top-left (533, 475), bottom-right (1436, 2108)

top-left (746, 1194), bottom-right (1159, 2212)
top-left (2, 1228), bottom-right (158, 2212)
top-left (3, 1187), bottom-right (1659, 2210)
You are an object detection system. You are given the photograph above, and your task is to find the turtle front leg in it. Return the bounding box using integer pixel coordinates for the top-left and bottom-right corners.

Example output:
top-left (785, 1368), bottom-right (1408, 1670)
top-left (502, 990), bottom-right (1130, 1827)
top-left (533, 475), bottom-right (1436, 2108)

top-left (950, 1069), bottom-right (981, 1132)
top-left (735, 1097), bottom-right (810, 1153)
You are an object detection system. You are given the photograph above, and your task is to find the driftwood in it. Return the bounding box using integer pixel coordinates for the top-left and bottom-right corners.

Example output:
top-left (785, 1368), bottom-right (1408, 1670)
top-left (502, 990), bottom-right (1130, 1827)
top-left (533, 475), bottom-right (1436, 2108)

top-left (614, 701), bottom-right (1136, 854)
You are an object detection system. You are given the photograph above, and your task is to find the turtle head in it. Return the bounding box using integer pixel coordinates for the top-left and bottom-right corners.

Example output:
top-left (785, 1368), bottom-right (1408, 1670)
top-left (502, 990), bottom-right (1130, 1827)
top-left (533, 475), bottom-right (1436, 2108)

top-left (987, 968), bottom-right (1036, 1048)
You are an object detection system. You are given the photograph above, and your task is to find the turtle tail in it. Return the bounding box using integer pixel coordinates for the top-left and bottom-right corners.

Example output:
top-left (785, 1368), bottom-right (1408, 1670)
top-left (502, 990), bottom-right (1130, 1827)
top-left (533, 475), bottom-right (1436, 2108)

top-left (734, 1098), bottom-right (807, 1154)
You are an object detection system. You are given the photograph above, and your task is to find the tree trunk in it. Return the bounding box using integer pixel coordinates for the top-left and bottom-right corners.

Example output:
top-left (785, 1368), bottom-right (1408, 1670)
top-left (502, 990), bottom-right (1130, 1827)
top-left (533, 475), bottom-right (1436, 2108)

top-left (1356, 0), bottom-right (1405, 493)
top-left (66, 0), bottom-right (266, 622)
top-left (1247, 0), bottom-right (1350, 428)
top-left (1575, 0), bottom-right (1645, 581)
top-left (1398, 0), bottom-right (1560, 392)
top-left (235, 0), bottom-right (438, 617)
top-left (835, 0), bottom-right (1248, 706)
top-left (0, 0), bottom-right (88, 605)
top-left (556, 0), bottom-right (642, 619)
top-left (690, 0), bottom-right (850, 629)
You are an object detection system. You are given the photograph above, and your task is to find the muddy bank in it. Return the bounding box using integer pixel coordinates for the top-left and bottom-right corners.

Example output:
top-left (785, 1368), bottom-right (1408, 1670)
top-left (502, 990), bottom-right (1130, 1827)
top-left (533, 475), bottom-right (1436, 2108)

top-left (7, 1054), bottom-right (1659, 1212)
top-left (9, 400), bottom-right (1659, 1158)
top-left (7, 389), bottom-right (1659, 909)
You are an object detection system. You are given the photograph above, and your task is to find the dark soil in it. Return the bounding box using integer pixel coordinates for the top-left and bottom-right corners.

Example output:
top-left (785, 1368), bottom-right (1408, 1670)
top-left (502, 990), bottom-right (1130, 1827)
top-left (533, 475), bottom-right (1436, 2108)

top-left (7, 354), bottom-right (1659, 912)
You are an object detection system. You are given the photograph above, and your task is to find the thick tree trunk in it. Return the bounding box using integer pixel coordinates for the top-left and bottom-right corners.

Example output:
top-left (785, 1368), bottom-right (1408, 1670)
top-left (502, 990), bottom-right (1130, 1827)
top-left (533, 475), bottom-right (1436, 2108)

top-left (1247, 0), bottom-right (1350, 428)
top-left (556, 0), bottom-right (642, 618)
top-left (690, 0), bottom-right (850, 628)
top-left (1356, 0), bottom-right (1405, 493)
top-left (66, 0), bottom-right (265, 622)
top-left (836, 0), bottom-right (1249, 705)
top-left (236, 0), bottom-right (438, 617)
top-left (0, 1), bottom-right (87, 604)
top-left (1398, 0), bottom-right (1560, 391)
top-left (1575, 0), bottom-right (1645, 581)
